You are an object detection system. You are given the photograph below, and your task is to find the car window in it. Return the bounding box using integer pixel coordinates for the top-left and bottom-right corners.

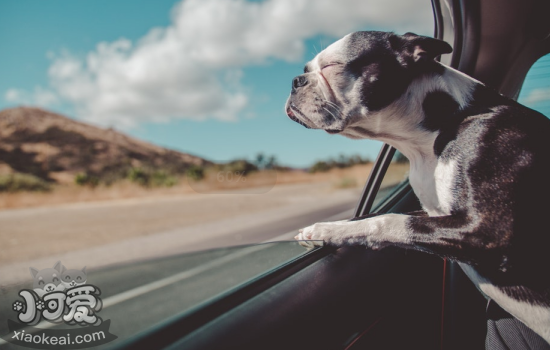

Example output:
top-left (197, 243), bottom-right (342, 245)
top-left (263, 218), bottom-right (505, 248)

top-left (518, 53), bottom-right (550, 118)
top-left (369, 149), bottom-right (410, 211)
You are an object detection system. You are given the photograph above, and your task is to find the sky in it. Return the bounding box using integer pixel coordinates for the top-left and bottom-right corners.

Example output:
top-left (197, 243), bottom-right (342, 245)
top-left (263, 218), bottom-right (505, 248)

top-left (1, 0), bottom-right (548, 168)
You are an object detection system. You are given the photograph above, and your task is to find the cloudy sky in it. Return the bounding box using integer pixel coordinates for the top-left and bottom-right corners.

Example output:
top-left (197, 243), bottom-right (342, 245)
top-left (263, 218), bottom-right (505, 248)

top-left (1, 0), bottom-right (548, 167)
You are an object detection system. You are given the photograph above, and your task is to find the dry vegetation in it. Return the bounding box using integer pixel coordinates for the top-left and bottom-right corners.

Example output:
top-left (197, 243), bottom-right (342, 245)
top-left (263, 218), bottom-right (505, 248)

top-left (0, 162), bottom-right (411, 210)
top-left (0, 164), bottom-right (389, 210)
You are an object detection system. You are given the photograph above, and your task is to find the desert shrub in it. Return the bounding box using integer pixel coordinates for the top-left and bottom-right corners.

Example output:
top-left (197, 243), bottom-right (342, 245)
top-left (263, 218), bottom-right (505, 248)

top-left (0, 173), bottom-right (51, 192)
top-left (254, 153), bottom-right (278, 169)
top-left (309, 154), bottom-right (372, 173)
top-left (186, 165), bottom-right (205, 181)
top-left (127, 167), bottom-right (178, 187)
top-left (151, 170), bottom-right (177, 187)
top-left (127, 167), bottom-right (149, 186)
top-left (309, 161), bottom-right (331, 173)
top-left (222, 160), bottom-right (258, 176)
top-left (75, 173), bottom-right (99, 187)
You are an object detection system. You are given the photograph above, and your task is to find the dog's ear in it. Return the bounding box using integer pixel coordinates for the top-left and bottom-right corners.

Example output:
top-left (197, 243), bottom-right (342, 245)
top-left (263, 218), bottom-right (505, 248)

top-left (389, 32), bottom-right (452, 66)
top-left (53, 261), bottom-right (63, 273)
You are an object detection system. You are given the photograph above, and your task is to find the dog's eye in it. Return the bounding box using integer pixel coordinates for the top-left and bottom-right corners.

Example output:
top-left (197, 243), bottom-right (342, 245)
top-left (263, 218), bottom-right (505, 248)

top-left (65, 276), bottom-right (71, 280)
top-left (77, 276), bottom-right (82, 280)
top-left (321, 63), bottom-right (340, 71)
top-left (39, 280), bottom-right (45, 285)
top-left (53, 277), bottom-right (59, 283)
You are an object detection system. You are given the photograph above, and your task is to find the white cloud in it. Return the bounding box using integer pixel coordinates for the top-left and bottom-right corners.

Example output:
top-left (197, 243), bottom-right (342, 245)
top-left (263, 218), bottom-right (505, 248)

top-left (4, 87), bottom-right (58, 106)
top-left (5, 88), bottom-right (25, 103)
top-left (6, 0), bottom-right (432, 128)
top-left (522, 87), bottom-right (550, 105)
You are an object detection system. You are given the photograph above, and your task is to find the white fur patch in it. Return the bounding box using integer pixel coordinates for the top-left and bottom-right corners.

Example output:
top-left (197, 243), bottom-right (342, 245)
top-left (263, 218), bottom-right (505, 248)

top-left (408, 158), bottom-right (456, 216)
top-left (460, 263), bottom-right (550, 343)
top-left (434, 160), bottom-right (456, 215)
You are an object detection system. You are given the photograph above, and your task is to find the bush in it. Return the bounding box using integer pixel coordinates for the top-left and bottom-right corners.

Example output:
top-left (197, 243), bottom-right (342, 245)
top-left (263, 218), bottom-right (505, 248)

top-left (75, 173), bottom-right (99, 187)
top-left (254, 153), bottom-right (278, 169)
top-left (0, 173), bottom-right (51, 192)
top-left (151, 170), bottom-right (178, 187)
top-left (186, 165), bottom-right (205, 181)
top-left (309, 161), bottom-right (331, 173)
top-left (127, 167), bottom-right (149, 186)
top-left (222, 160), bottom-right (258, 176)
top-left (127, 167), bottom-right (178, 187)
top-left (309, 154), bottom-right (372, 173)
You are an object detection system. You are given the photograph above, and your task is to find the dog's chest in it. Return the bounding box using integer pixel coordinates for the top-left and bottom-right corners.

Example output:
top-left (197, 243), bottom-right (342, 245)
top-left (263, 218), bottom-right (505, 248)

top-left (409, 158), bottom-right (457, 216)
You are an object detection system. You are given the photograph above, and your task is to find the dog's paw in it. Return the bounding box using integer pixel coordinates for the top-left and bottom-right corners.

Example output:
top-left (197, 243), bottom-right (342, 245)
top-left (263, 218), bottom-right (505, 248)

top-left (295, 240), bottom-right (323, 250)
top-left (295, 226), bottom-right (323, 249)
top-left (295, 222), bottom-right (344, 247)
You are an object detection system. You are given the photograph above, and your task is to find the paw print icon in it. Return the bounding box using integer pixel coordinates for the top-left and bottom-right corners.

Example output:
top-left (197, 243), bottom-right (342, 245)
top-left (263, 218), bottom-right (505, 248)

top-left (12, 301), bottom-right (23, 312)
top-left (36, 300), bottom-right (45, 311)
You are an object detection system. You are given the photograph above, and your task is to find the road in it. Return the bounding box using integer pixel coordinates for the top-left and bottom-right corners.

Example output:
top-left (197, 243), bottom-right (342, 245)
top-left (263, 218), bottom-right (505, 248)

top-left (0, 182), bottom-right (360, 349)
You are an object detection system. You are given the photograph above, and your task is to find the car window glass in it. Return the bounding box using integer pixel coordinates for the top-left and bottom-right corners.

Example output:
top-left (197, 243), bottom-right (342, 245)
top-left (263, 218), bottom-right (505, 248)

top-left (518, 53), bottom-right (550, 118)
top-left (370, 150), bottom-right (410, 211)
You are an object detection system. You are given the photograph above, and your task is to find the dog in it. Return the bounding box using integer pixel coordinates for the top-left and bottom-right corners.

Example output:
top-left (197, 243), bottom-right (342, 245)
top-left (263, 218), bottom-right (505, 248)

top-left (30, 261), bottom-right (65, 297)
top-left (61, 266), bottom-right (87, 289)
top-left (286, 31), bottom-right (550, 342)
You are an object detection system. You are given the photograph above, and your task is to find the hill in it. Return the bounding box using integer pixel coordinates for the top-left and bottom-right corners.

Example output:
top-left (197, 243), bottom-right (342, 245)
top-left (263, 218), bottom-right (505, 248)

top-left (0, 107), bottom-right (210, 184)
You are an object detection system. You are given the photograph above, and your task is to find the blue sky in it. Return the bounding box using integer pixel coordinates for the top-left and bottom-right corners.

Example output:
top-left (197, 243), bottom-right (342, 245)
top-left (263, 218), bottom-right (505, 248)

top-left (1, 0), bottom-right (548, 168)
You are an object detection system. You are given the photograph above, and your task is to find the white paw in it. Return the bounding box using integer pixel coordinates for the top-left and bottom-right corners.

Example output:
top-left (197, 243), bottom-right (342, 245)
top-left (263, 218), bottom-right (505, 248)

top-left (295, 222), bottom-right (342, 247)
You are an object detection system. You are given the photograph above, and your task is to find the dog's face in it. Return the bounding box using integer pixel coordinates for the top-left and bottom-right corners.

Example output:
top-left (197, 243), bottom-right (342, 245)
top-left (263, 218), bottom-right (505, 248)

top-left (61, 267), bottom-right (87, 288)
top-left (285, 31), bottom-right (452, 138)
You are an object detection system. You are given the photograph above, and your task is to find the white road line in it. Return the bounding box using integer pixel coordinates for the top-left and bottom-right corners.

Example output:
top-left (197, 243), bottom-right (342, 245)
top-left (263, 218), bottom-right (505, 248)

top-left (0, 207), bottom-right (353, 342)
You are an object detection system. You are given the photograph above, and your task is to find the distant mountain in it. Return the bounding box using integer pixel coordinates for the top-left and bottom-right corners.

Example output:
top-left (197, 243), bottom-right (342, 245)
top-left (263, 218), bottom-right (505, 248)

top-left (0, 107), bottom-right (210, 184)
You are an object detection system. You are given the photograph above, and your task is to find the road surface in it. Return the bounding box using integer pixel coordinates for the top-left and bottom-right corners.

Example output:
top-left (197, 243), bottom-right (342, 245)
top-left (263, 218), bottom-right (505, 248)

top-left (0, 182), bottom-right (361, 349)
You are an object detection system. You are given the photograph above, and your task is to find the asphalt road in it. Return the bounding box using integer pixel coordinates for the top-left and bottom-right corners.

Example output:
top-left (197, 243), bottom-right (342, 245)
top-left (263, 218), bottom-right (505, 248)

top-left (0, 190), bottom-right (356, 349)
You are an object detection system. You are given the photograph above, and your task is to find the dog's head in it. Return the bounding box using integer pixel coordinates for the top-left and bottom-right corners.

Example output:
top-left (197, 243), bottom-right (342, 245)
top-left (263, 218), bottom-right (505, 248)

top-left (285, 31), bottom-right (452, 139)
top-left (61, 266), bottom-right (87, 288)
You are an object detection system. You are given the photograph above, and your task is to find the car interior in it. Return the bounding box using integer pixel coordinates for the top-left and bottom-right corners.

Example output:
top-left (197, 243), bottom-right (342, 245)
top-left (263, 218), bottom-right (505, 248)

top-left (106, 0), bottom-right (550, 349)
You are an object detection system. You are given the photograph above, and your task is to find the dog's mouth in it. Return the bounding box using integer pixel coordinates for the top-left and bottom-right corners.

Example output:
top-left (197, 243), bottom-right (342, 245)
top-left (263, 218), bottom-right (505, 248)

top-left (287, 105), bottom-right (345, 134)
top-left (286, 105), bottom-right (313, 129)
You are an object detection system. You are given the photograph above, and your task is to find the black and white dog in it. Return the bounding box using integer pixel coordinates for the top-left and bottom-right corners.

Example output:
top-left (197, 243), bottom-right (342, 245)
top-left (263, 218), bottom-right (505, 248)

top-left (286, 31), bottom-right (550, 342)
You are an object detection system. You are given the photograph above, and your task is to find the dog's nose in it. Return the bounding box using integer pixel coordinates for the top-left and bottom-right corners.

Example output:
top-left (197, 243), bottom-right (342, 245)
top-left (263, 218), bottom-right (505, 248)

top-left (292, 75), bottom-right (308, 91)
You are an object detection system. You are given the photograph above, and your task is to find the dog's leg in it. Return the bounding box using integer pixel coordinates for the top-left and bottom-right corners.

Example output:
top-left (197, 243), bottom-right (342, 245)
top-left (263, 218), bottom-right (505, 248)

top-left (297, 212), bottom-right (505, 266)
top-left (295, 210), bottom-right (427, 249)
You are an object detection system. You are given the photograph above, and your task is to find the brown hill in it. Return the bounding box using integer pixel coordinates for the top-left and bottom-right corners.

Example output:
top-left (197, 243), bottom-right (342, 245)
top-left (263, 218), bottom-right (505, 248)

top-left (0, 107), bottom-right (210, 184)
